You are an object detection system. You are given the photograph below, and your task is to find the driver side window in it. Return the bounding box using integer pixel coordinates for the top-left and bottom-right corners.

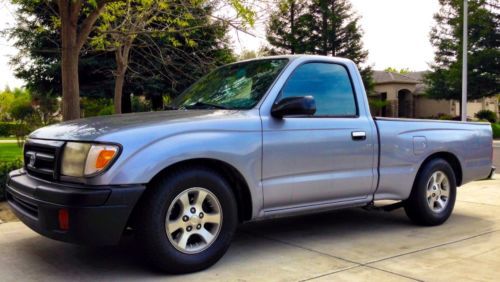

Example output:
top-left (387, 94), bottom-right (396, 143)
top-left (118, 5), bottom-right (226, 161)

top-left (280, 63), bottom-right (357, 116)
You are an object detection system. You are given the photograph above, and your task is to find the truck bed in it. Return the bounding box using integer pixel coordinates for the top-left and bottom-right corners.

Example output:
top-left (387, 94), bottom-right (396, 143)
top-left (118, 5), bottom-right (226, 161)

top-left (373, 117), bottom-right (493, 200)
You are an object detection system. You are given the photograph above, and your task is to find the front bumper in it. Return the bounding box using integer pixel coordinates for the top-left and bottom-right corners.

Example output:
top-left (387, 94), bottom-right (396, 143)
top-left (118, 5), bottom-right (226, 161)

top-left (5, 169), bottom-right (145, 245)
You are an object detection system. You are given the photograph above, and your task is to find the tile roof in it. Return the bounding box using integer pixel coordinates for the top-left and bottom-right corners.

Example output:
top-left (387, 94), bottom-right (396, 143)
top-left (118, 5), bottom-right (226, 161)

top-left (373, 70), bottom-right (420, 84)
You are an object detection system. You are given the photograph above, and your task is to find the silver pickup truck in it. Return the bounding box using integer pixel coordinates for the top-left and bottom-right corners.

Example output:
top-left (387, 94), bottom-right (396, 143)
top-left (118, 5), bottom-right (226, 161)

top-left (6, 55), bottom-right (493, 273)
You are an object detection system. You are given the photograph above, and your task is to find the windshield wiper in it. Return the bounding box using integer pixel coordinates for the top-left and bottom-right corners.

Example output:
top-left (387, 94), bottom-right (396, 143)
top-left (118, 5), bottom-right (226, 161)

top-left (184, 102), bottom-right (227, 109)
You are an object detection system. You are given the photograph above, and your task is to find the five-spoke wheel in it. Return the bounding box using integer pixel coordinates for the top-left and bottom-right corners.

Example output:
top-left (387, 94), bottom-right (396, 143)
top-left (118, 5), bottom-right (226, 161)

top-left (166, 188), bottom-right (222, 254)
top-left (425, 171), bottom-right (450, 213)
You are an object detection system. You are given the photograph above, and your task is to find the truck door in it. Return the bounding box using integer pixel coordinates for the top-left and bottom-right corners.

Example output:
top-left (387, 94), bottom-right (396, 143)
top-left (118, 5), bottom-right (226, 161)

top-left (262, 62), bottom-right (376, 210)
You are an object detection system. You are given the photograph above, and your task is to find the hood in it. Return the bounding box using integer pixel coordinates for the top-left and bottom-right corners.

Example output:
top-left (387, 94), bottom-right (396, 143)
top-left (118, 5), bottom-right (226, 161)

top-left (29, 110), bottom-right (245, 141)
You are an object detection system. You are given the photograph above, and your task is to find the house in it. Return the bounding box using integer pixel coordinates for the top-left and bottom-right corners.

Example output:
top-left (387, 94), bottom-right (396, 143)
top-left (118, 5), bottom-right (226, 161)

top-left (371, 70), bottom-right (498, 119)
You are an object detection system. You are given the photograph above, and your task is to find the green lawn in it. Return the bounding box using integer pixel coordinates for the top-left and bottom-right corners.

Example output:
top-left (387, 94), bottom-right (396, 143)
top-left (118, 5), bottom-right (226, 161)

top-left (0, 143), bottom-right (23, 162)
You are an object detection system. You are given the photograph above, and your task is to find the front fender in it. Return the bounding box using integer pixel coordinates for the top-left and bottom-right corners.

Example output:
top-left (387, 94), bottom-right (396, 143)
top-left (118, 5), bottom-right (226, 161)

top-left (105, 130), bottom-right (263, 217)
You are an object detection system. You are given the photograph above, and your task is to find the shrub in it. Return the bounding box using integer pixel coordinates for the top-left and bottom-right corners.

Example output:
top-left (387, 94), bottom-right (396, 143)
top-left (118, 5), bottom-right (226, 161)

top-left (98, 105), bottom-right (114, 116)
top-left (437, 113), bottom-right (454, 120)
top-left (132, 95), bottom-right (151, 112)
top-left (475, 110), bottom-right (497, 123)
top-left (0, 160), bottom-right (23, 201)
top-left (492, 123), bottom-right (500, 139)
top-left (0, 122), bottom-right (29, 137)
top-left (81, 98), bottom-right (114, 117)
top-left (0, 122), bottom-right (16, 137)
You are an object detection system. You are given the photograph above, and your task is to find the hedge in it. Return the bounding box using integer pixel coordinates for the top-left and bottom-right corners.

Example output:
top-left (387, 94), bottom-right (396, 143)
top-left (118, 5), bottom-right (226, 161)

top-left (0, 160), bottom-right (23, 201)
top-left (493, 123), bottom-right (500, 139)
top-left (0, 122), bottom-right (28, 138)
top-left (475, 110), bottom-right (497, 123)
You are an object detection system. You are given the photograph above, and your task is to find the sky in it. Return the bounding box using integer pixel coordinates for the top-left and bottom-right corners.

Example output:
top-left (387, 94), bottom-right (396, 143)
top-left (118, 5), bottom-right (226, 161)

top-left (0, 0), bottom-right (441, 89)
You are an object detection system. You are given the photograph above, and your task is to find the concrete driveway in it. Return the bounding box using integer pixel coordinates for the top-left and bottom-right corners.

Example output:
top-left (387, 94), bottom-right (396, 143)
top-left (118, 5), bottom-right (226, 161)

top-left (0, 176), bottom-right (499, 281)
top-left (493, 140), bottom-right (500, 168)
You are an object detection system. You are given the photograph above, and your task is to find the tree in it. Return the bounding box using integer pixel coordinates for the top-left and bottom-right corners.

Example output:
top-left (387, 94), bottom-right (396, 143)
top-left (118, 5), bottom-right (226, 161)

top-left (55, 0), bottom-right (118, 121)
top-left (0, 87), bottom-right (58, 144)
top-left (62, 0), bottom-right (254, 117)
top-left (266, 0), bottom-right (373, 92)
top-left (7, 0), bottom-right (250, 116)
top-left (384, 67), bottom-right (411, 74)
top-left (125, 6), bottom-right (235, 111)
top-left (91, 1), bottom-right (167, 114)
top-left (7, 0), bottom-right (117, 113)
top-left (425, 0), bottom-right (499, 109)
top-left (10, 0), bottom-right (120, 121)
top-left (238, 46), bottom-right (273, 60)
top-left (266, 0), bottom-right (311, 54)
top-left (92, 0), bottom-right (234, 113)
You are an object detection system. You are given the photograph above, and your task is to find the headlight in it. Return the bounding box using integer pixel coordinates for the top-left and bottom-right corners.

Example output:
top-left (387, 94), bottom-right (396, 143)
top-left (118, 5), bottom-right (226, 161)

top-left (61, 142), bottom-right (119, 177)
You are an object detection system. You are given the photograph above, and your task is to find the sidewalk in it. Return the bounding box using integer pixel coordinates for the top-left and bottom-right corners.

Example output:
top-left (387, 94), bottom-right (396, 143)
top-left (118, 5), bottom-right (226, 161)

top-left (0, 140), bottom-right (18, 143)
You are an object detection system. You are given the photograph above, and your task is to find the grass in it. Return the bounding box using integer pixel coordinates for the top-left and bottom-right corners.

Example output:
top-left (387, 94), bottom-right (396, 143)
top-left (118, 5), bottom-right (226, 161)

top-left (0, 143), bottom-right (23, 162)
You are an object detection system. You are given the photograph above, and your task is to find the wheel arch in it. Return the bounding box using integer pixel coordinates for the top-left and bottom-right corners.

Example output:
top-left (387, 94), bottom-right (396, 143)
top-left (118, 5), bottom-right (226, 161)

top-left (416, 151), bottom-right (463, 187)
top-left (146, 158), bottom-right (253, 222)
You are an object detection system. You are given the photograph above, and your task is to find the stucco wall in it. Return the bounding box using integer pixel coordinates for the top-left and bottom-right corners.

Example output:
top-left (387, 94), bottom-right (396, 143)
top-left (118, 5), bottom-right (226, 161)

top-left (450, 97), bottom-right (499, 118)
top-left (414, 97), bottom-right (452, 118)
top-left (374, 83), bottom-right (416, 101)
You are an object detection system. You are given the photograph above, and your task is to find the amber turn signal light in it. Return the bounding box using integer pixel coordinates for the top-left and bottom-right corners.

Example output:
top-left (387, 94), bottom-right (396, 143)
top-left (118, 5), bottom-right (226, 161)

top-left (96, 149), bottom-right (117, 169)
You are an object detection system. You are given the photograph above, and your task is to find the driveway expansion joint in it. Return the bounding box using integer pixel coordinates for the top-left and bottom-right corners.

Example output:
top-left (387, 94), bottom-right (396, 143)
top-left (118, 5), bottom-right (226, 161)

top-left (242, 226), bottom-right (499, 282)
top-left (363, 229), bottom-right (500, 265)
top-left (242, 230), bottom-right (423, 282)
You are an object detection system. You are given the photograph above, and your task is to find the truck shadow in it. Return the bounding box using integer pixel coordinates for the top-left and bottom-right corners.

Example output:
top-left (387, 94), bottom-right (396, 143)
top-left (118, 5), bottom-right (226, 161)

top-left (9, 206), bottom-right (495, 280)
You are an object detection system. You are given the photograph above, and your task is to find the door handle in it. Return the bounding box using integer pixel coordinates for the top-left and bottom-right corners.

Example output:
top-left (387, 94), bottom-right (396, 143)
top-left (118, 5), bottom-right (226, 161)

top-left (351, 131), bottom-right (366, 141)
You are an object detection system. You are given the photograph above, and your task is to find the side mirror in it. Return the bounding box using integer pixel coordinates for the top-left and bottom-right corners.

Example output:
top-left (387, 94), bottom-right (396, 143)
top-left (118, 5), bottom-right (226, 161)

top-left (271, 96), bottom-right (316, 118)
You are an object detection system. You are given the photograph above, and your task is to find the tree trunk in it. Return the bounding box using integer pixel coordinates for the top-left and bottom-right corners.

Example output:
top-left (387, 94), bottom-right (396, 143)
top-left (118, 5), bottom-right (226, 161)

top-left (321, 0), bottom-right (328, 55)
top-left (151, 95), bottom-right (164, 111)
top-left (61, 46), bottom-right (81, 120)
top-left (114, 65), bottom-right (126, 114)
top-left (60, 1), bottom-right (81, 121)
top-left (114, 44), bottom-right (132, 114)
top-left (122, 91), bottom-right (132, 113)
top-left (290, 2), bottom-right (295, 54)
top-left (331, 0), bottom-right (336, 56)
top-left (58, 0), bottom-right (107, 121)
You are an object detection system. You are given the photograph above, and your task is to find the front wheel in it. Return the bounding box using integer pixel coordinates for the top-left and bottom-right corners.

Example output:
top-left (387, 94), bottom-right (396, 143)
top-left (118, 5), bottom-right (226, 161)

top-left (136, 167), bottom-right (238, 273)
top-left (404, 158), bottom-right (457, 226)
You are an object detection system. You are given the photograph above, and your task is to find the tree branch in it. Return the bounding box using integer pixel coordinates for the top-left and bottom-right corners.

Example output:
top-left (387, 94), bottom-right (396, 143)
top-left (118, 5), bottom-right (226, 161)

top-left (76, 0), bottom-right (113, 50)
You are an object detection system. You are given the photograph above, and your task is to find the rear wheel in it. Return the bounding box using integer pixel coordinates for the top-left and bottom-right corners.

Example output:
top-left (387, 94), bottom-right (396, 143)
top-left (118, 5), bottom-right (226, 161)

top-left (136, 167), bottom-right (238, 273)
top-left (404, 158), bottom-right (457, 226)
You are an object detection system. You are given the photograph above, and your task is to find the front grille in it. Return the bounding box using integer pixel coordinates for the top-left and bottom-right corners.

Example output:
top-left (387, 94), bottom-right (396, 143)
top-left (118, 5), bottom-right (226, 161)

top-left (24, 139), bottom-right (65, 181)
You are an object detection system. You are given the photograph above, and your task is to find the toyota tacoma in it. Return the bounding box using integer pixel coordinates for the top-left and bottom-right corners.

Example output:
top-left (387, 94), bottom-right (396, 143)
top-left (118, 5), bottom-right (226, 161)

top-left (6, 55), bottom-right (494, 273)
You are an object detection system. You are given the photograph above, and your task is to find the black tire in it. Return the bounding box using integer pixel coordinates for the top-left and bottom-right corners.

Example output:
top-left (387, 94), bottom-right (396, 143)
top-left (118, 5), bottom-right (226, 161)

top-left (404, 158), bottom-right (457, 226)
top-left (135, 166), bottom-right (238, 273)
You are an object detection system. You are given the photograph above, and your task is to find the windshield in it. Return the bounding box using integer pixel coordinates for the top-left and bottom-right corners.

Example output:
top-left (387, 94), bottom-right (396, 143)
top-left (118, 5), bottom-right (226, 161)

top-left (172, 59), bottom-right (289, 110)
